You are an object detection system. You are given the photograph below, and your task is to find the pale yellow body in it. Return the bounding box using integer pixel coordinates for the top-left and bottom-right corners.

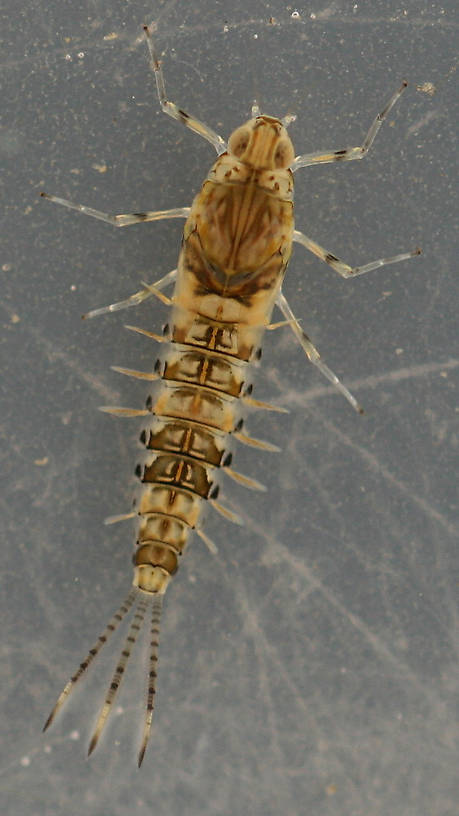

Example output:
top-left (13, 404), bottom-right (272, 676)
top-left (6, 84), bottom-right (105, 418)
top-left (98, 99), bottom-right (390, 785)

top-left (134, 116), bottom-right (296, 595)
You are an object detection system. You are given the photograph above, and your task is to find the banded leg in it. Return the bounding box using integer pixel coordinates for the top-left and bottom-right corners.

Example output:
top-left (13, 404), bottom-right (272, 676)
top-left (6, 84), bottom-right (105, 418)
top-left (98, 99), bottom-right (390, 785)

top-left (41, 192), bottom-right (190, 228)
top-left (291, 81), bottom-right (408, 172)
top-left (144, 24), bottom-right (227, 155)
top-left (293, 229), bottom-right (421, 279)
top-left (276, 290), bottom-right (363, 414)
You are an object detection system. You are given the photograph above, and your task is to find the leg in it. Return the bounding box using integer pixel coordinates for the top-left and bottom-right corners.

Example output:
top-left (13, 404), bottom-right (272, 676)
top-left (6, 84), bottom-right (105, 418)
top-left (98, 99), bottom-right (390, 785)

top-left (291, 81), bottom-right (408, 171)
top-left (83, 268), bottom-right (177, 319)
top-left (144, 24), bottom-right (227, 155)
top-left (41, 192), bottom-right (190, 227)
top-left (293, 229), bottom-right (421, 279)
top-left (276, 290), bottom-right (363, 414)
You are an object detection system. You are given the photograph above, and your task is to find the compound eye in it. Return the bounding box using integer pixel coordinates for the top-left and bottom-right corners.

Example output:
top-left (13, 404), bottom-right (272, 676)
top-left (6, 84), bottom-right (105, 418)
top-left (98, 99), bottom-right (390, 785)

top-left (228, 127), bottom-right (250, 158)
top-left (274, 140), bottom-right (294, 168)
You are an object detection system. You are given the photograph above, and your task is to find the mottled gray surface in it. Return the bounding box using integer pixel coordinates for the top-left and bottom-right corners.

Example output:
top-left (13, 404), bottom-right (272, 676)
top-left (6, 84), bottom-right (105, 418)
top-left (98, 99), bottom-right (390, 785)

top-left (1, 1), bottom-right (458, 814)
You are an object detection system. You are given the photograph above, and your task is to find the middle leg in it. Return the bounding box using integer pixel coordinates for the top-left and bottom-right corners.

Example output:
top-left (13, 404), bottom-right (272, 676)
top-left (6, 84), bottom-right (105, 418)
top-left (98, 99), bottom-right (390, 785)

top-left (41, 193), bottom-right (190, 228)
top-left (293, 229), bottom-right (421, 279)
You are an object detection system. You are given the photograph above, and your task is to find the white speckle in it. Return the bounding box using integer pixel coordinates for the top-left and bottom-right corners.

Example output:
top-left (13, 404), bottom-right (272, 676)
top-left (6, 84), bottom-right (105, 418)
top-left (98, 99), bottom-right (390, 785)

top-left (69, 729), bottom-right (80, 741)
top-left (291, 10), bottom-right (300, 19)
top-left (20, 755), bottom-right (31, 767)
top-left (417, 81), bottom-right (436, 96)
top-left (77, 52), bottom-right (85, 59)
top-left (65, 54), bottom-right (72, 62)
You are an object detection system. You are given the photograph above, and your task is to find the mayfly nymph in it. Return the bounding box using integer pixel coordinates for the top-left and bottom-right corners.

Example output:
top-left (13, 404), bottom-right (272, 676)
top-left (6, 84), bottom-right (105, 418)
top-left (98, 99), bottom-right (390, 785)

top-left (42, 24), bottom-right (420, 766)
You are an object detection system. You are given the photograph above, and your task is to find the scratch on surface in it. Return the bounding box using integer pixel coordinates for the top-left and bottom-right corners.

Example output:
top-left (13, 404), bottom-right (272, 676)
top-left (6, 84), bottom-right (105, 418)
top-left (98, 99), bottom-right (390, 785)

top-left (3, 300), bottom-right (119, 401)
top-left (315, 414), bottom-right (457, 538)
top-left (249, 609), bottom-right (297, 798)
top-left (276, 358), bottom-right (458, 408)
top-left (233, 573), bottom-right (322, 728)
top-left (406, 108), bottom-right (440, 136)
top-left (270, 357), bottom-right (458, 537)
top-left (240, 515), bottom-right (442, 709)
top-left (232, 577), bottom-right (331, 798)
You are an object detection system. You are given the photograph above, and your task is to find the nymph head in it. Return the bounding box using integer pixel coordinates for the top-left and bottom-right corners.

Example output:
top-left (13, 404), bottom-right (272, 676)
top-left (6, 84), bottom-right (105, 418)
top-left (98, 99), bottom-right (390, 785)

top-left (228, 115), bottom-right (295, 170)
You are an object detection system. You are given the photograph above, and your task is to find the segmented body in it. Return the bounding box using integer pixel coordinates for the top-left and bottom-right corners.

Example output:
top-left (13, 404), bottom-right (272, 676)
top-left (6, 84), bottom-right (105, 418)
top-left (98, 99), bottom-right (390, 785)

top-left (135, 133), bottom-right (294, 595)
top-left (42, 26), bottom-right (419, 766)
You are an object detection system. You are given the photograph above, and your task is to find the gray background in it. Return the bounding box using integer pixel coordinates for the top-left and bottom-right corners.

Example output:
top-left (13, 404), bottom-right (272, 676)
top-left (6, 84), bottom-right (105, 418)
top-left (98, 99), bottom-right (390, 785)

top-left (1, 1), bottom-right (458, 814)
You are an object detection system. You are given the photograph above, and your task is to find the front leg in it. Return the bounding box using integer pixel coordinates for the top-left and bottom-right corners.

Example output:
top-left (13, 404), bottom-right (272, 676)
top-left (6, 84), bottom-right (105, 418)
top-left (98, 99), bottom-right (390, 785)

top-left (291, 81), bottom-right (408, 172)
top-left (143, 24), bottom-right (227, 155)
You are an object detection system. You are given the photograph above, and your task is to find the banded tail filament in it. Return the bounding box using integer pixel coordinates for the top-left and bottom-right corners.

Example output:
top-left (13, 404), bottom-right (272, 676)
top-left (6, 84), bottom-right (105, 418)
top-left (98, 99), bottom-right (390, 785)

top-left (42, 24), bottom-right (421, 766)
